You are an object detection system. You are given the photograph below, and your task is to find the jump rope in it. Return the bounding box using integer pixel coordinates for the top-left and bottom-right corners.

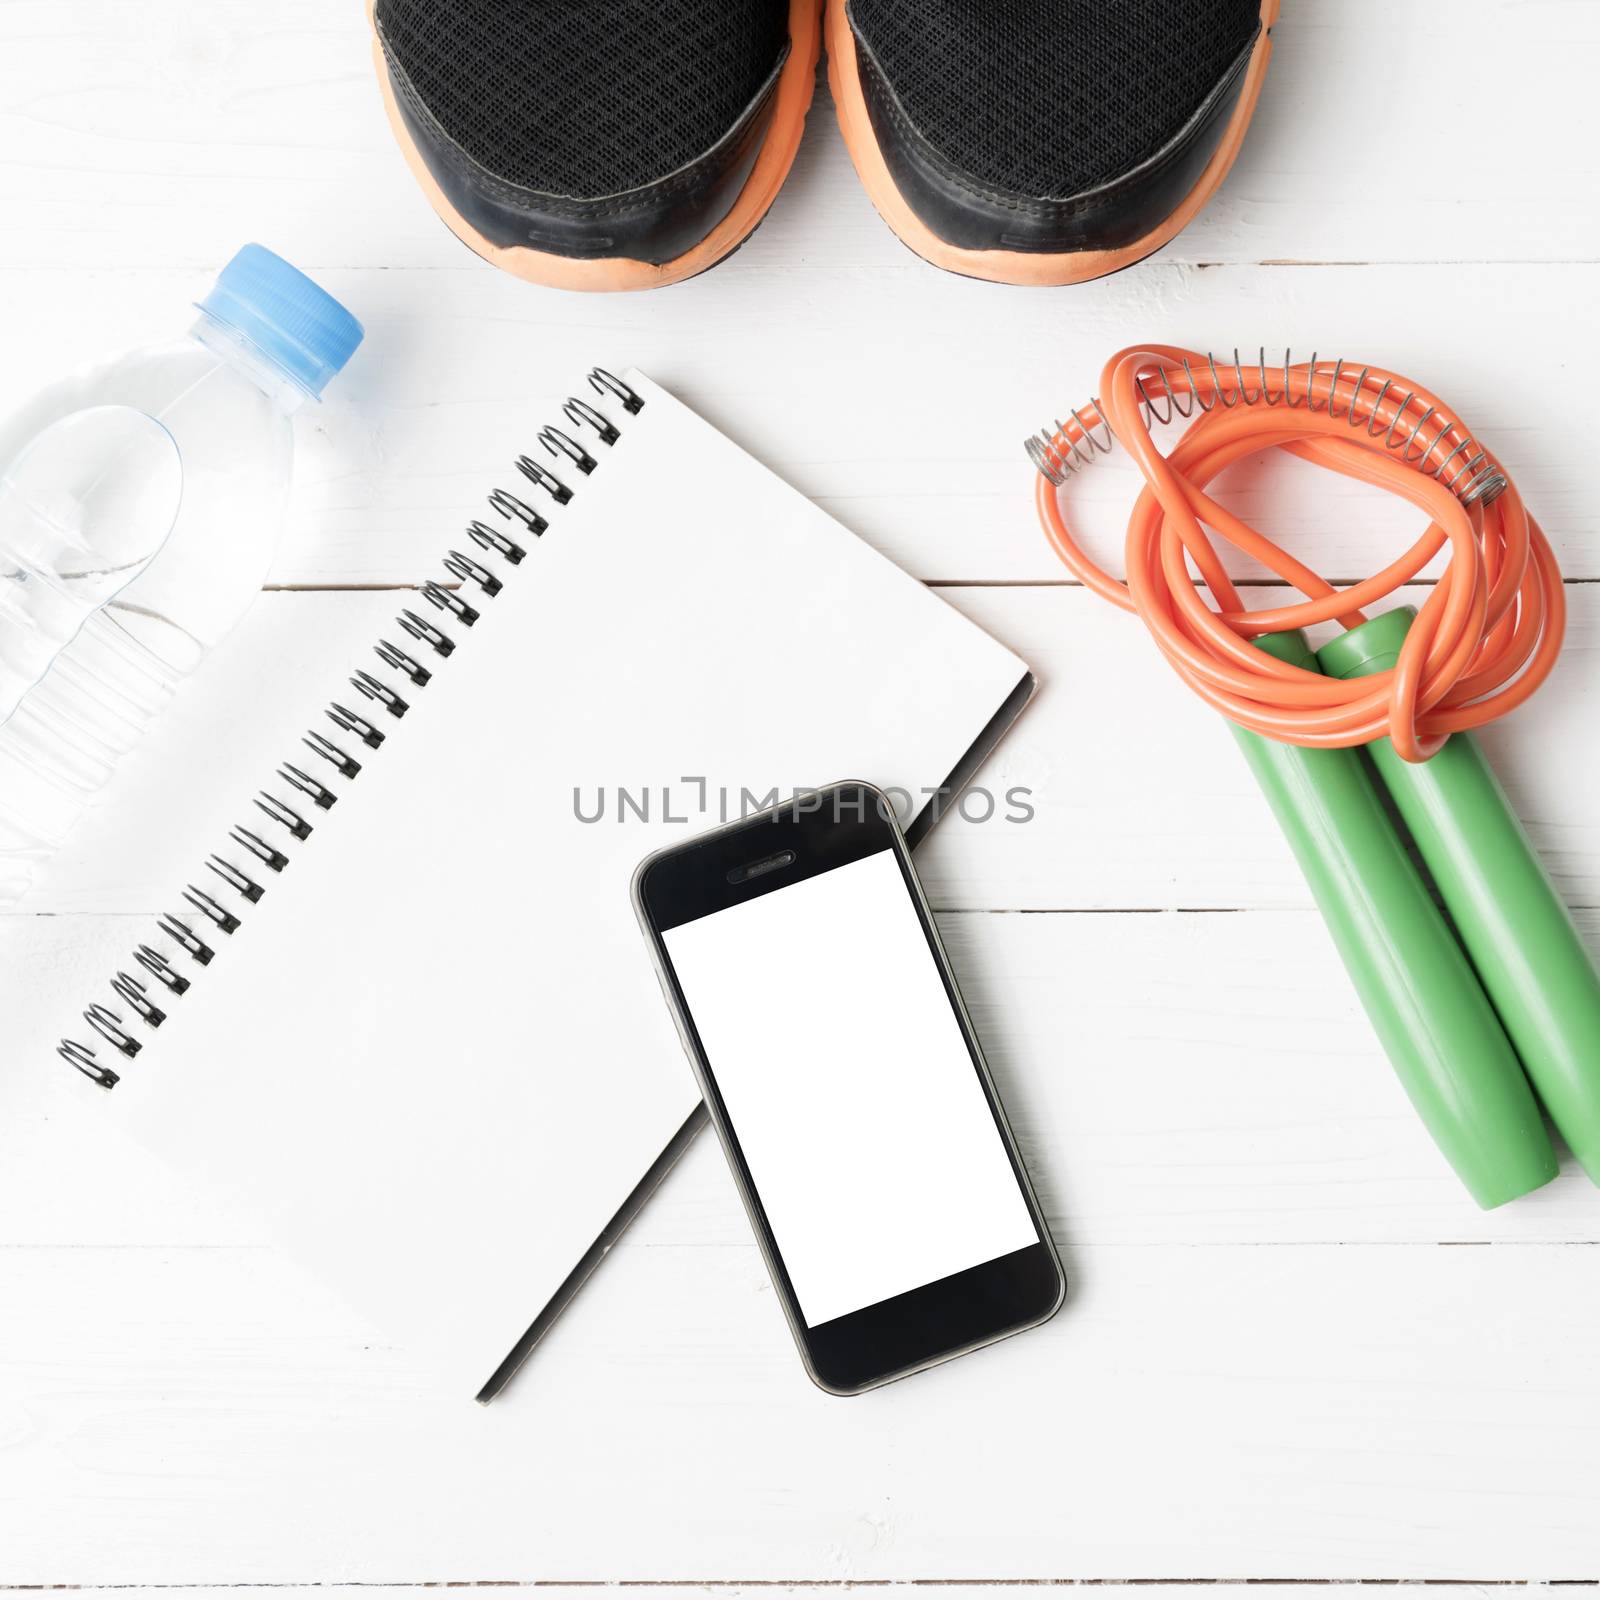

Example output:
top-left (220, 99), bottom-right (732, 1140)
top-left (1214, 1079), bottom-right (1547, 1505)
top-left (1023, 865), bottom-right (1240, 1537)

top-left (1028, 347), bottom-right (1600, 1207)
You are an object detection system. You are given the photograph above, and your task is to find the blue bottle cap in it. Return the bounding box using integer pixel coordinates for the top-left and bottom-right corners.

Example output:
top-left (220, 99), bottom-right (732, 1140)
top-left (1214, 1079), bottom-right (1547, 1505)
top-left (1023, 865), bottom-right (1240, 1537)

top-left (196, 244), bottom-right (364, 399)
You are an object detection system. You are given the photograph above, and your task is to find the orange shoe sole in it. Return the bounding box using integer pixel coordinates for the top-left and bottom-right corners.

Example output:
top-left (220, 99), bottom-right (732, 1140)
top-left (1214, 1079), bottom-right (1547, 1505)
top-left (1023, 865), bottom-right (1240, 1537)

top-left (369, 0), bottom-right (823, 293)
top-left (826, 0), bottom-right (1280, 287)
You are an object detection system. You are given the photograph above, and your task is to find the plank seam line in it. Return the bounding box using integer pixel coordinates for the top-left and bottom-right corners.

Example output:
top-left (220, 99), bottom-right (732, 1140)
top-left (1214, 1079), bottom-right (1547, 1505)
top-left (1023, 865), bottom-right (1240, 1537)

top-left (2, 1581), bottom-right (1596, 1593)
top-left (2, 1241), bottom-right (1597, 1251)
top-left (256, 580), bottom-right (1600, 595)
top-left (926, 579), bottom-right (1600, 592)
top-left (9, 916), bottom-right (1599, 937)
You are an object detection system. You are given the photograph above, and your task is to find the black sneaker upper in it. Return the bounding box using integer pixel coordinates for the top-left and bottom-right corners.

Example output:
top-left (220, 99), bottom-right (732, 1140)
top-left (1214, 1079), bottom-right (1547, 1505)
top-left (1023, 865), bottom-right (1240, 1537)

top-left (375, 0), bottom-right (792, 261)
top-left (846, 0), bottom-right (1263, 255)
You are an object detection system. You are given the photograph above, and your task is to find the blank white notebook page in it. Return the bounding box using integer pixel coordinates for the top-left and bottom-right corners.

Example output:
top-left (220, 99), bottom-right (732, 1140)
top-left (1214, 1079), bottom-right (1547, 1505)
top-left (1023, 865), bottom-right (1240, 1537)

top-left (95, 370), bottom-right (1031, 1395)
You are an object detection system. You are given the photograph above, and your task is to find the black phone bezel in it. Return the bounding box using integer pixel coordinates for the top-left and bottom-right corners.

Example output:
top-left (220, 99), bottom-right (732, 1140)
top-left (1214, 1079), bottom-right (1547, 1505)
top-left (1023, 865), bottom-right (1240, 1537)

top-left (635, 781), bottom-right (1064, 1395)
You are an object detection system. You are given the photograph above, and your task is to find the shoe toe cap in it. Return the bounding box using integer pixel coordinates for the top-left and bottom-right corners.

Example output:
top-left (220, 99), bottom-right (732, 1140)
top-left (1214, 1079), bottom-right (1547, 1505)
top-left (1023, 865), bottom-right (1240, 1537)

top-left (847, 0), bottom-right (1267, 256)
top-left (374, 0), bottom-right (793, 265)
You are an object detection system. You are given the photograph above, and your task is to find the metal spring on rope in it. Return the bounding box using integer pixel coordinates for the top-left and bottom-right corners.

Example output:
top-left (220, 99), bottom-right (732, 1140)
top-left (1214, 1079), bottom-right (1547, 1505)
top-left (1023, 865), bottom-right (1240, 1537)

top-left (1025, 348), bottom-right (1508, 508)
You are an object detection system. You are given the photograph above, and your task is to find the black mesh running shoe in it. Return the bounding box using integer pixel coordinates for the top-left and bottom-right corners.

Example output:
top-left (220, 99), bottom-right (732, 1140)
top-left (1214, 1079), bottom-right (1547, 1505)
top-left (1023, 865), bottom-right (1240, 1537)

top-left (369, 0), bottom-right (821, 291)
top-left (827, 0), bottom-right (1278, 285)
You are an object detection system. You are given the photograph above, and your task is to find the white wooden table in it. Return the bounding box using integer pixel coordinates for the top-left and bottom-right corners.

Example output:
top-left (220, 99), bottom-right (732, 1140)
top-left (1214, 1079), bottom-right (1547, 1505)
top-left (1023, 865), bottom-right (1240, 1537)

top-left (3, 0), bottom-right (1599, 1586)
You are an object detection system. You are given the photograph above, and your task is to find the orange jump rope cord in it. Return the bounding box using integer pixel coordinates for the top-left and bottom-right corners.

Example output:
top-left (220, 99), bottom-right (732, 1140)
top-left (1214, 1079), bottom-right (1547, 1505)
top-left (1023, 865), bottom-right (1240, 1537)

top-left (1034, 346), bottom-right (1566, 762)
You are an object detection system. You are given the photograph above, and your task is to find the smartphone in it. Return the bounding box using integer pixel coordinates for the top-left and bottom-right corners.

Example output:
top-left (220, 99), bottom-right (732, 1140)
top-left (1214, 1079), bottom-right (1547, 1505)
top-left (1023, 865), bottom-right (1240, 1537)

top-left (633, 780), bottom-right (1064, 1394)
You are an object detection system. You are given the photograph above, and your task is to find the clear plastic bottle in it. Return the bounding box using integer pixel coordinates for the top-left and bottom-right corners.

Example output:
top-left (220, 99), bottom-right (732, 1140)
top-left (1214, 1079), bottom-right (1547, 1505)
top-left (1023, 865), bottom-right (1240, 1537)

top-left (0, 244), bottom-right (363, 903)
top-left (0, 406), bottom-right (184, 725)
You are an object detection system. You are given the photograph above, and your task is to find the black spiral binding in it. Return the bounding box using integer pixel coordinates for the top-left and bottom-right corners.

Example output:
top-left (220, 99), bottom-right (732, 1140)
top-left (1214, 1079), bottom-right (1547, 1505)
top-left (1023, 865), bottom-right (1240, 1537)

top-left (57, 367), bottom-right (644, 1089)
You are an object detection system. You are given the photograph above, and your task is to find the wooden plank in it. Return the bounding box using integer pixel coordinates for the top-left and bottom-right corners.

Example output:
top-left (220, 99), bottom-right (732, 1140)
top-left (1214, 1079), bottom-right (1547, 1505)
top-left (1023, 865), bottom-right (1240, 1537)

top-left (1, 2), bottom-right (1596, 273)
top-left (0, 1235), bottom-right (1595, 1581)
top-left (8, 583), bottom-right (1597, 916)
top-left (6, 907), bottom-right (1599, 1253)
top-left (0, 262), bottom-right (1595, 587)
top-left (914, 584), bottom-right (1600, 913)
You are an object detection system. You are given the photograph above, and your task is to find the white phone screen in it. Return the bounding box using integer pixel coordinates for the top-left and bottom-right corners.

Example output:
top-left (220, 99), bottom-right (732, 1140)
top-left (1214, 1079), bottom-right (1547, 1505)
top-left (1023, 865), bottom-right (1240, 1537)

top-left (662, 848), bottom-right (1039, 1327)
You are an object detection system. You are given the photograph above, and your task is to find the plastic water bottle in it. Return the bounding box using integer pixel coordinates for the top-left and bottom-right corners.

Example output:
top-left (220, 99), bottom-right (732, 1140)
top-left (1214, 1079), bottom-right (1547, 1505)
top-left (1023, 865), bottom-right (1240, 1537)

top-left (0, 245), bottom-right (363, 903)
top-left (0, 406), bottom-right (184, 723)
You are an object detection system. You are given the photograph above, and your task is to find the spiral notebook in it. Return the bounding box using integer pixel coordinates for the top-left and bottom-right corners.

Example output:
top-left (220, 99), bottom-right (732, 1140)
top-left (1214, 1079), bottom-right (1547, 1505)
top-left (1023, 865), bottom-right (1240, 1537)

top-left (54, 368), bottom-right (1034, 1399)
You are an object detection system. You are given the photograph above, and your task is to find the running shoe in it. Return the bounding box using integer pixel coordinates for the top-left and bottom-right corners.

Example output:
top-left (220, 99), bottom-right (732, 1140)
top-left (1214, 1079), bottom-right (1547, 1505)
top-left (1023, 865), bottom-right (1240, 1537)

top-left (370, 0), bottom-right (821, 291)
top-left (827, 0), bottom-right (1278, 285)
